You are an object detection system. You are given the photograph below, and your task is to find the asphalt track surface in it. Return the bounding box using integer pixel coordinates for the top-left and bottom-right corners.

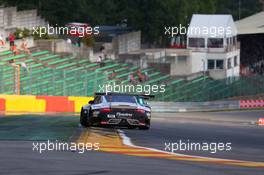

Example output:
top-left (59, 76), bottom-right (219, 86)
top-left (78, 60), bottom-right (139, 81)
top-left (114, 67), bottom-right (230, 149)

top-left (0, 110), bottom-right (263, 175)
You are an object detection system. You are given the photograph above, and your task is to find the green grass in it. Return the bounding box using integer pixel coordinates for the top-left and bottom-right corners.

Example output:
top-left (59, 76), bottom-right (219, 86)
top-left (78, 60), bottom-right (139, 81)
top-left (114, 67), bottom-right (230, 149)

top-left (0, 115), bottom-right (79, 141)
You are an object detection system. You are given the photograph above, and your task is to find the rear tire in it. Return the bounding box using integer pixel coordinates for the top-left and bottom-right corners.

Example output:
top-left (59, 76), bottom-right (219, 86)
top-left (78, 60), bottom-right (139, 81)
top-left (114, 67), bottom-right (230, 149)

top-left (139, 123), bottom-right (150, 130)
top-left (80, 108), bottom-right (91, 127)
top-left (139, 119), bottom-right (150, 130)
top-left (128, 125), bottom-right (136, 129)
top-left (139, 125), bottom-right (150, 130)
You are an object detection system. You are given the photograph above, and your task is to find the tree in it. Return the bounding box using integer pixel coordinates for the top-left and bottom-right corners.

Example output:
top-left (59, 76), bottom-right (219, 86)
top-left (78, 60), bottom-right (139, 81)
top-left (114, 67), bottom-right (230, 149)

top-left (0, 0), bottom-right (261, 45)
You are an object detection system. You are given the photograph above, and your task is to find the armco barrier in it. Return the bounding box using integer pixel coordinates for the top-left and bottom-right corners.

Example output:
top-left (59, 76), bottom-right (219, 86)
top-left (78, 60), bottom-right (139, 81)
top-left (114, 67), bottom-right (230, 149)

top-left (0, 94), bottom-right (261, 113)
top-left (149, 101), bottom-right (240, 112)
top-left (150, 100), bottom-right (264, 112)
top-left (0, 95), bottom-right (93, 113)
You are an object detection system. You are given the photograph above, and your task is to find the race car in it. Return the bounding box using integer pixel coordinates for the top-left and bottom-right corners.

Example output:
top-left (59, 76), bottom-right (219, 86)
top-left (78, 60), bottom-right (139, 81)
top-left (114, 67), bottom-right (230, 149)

top-left (80, 93), bottom-right (152, 129)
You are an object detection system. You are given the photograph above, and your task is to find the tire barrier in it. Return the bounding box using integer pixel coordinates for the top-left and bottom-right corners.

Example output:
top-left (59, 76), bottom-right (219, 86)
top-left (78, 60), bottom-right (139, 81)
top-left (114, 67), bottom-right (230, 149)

top-left (239, 100), bottom-right (264, 108)
top-left (0, 94), bottom-right (94, 113)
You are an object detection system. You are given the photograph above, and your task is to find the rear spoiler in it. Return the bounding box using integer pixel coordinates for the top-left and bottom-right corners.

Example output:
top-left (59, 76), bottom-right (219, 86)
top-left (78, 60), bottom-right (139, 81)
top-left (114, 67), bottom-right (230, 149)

top-left (138, 94), bottom-right (155, 99)
top-left (94, 92), bottom-right (155, 99)
top-left (95, 92), bottom-right (108, 96)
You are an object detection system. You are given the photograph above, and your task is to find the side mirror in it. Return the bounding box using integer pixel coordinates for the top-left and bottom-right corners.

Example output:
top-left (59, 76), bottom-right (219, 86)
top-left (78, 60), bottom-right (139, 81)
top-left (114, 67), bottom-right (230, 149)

top-left (89, 100), bottom-right (94, 105)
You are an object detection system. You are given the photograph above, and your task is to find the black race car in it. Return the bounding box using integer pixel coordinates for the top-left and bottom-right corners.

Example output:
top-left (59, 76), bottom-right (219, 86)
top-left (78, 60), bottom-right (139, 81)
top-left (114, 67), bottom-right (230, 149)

top-left (80, 93), bottom-right (152, 129)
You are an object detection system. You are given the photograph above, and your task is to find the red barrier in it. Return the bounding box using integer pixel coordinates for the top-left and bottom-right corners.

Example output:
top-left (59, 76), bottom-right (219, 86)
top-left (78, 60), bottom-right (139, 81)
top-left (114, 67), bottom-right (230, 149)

top-left (240, 100), bottom-right (264, 108)
top-left (36, 96), bottom-right (74, 112)
top-left (0, 98), bottom-right (5, 111)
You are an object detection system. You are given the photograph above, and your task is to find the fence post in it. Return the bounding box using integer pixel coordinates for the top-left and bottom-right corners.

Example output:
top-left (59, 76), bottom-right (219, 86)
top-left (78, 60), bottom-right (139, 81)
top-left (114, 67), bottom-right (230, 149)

top-left (14, 65), bottom-right (20, 95)
top-left (28, 65), bottom-right (31, 94)
top-left (84, 70), bottom-right (88, 96)
top-left (94, 70), bottom-right (98, 93)
top-left (0, 66), bottom-right (3, 93)
top-left (63, 70), bottom-right (66, 96)
top-left (51, 69), bottom-right (55, 95)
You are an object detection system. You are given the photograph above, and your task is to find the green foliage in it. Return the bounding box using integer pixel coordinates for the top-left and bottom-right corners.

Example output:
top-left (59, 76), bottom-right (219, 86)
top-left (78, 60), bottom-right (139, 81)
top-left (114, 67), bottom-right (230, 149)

top-left (215, 0), bottom-right (262, 20)
top-left (82, 35), bottom-right (95, 47)
top-left (14, 28), bottom-right (23, 39)
top-left (22, 28), bottom-right (31, 37)
top-left (0, 0), bottom-right (261, 45)
top-left (14, 28), bottom-right (32, 39)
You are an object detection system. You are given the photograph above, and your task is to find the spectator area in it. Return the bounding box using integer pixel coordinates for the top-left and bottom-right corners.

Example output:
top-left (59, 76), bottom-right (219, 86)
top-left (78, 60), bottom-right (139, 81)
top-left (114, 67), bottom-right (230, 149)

top-left (1, 49), bottom-right (264, 102)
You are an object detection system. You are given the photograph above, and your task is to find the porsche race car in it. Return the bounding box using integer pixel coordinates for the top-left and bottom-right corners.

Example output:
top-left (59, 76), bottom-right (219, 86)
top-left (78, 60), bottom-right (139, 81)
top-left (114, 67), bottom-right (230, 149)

top-left (80, 93), bottom-right (152, 129)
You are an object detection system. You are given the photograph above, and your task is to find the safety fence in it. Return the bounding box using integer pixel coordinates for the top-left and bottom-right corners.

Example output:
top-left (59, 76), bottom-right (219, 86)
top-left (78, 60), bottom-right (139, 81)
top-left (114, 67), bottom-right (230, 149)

top-left (1, 48), bottom-right (264, 102)
top-left (0, 65), bottom-right (107, 97)
top-left (154, 75), bottom-right (264, 102)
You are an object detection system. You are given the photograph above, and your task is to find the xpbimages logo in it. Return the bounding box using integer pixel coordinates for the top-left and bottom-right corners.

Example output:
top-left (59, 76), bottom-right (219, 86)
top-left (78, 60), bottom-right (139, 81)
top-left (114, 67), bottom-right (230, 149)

top-left (164, 140), bottom-right (232, 154)
top-left (32, 140), bottom-right (100, 154)
top-left (164, 24), bottom-right (232, 38)
top-left (98, 83), bottom-right (166, 95)
top-left (32, 24), bottom-right (100, 37)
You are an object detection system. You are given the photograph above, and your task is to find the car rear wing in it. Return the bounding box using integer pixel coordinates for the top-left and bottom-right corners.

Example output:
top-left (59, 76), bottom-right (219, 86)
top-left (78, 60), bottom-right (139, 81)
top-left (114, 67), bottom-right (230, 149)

top-left (94, 92), bottom-right (155, 99)
top-left (138, 94), bottom-right (155, 99)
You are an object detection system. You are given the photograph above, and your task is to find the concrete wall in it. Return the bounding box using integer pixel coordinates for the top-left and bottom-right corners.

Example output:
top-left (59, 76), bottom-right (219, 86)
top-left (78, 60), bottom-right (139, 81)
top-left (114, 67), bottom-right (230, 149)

top-left (190, 52), bottom-right (206, 73)
top-left (207, 49), bottom-right (240, 79)
top-left (0, 7), bottom-right (47, 36)
top-left (149, 63), bottom-right (170, 74)
top-left (54, 39), bottom-right (93, 59)
top-left (170, 56), bottom-right (192, 76)
top-left (145, 50), bottom-right (165, 60)
top-left (35, 39), bottom-right (93, 60)
top-left (112, 31), bottom-right (141, 55)
top-left (0, 7), bottom-right (17, 28)
top-left (225, 50), bottom-right (240, 78)
top-left (170, 52), bottom-right (206, 77)
top-left (16, 9), bottom-right (47, 29)
top-left (208, 70), bottom-right (227, 79)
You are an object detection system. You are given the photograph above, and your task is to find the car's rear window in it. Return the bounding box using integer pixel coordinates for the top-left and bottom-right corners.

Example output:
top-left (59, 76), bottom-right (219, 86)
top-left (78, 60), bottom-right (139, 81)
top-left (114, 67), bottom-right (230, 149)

top-left (105, 95), bottom-right (136, 103)
top-left (136, 97), bottom-right (146, 106)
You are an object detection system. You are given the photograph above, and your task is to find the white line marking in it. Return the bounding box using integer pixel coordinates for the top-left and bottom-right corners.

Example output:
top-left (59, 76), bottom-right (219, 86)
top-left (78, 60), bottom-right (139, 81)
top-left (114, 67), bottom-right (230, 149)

top-left (179, 109), bottom-right (187, 112)
top-left (117, 129), bottom-right (261, 163)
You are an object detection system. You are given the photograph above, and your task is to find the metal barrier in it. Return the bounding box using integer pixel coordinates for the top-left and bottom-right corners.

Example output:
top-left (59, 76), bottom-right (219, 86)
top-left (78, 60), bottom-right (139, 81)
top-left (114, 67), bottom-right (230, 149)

top-left (149, 101), bottom-right (240, 112)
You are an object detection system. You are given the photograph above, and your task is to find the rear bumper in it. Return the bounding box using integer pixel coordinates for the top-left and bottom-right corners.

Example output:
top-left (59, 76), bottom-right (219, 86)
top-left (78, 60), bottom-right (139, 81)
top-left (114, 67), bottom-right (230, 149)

top-left (90, 108), bottom-right (151, 127)
top-left (91, 117), bottom-right (150, 127)
top-left (103, 118), bottom-right (148, 126)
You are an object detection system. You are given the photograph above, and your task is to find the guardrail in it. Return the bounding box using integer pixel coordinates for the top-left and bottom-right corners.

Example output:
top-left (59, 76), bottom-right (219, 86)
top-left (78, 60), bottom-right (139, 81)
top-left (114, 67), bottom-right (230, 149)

top-left (149, 101), bottom-right (240, 112)
top-left (0, 94), bottom-right (262, 113)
